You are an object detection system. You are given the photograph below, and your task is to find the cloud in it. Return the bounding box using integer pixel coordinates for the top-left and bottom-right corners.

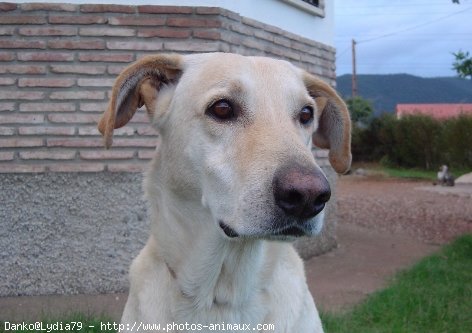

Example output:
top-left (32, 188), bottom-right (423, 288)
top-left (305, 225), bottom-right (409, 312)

top-left (334, 0), bottom-right (472, 77)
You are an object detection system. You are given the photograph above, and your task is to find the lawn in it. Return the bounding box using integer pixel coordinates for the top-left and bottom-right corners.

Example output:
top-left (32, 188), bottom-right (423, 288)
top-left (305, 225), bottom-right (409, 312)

top-left (321, 235), bottom-right (472, 333)
top-left (2, 236), bottom-right (471, 333)
top-left (352, 162), bottom-right (471, 181)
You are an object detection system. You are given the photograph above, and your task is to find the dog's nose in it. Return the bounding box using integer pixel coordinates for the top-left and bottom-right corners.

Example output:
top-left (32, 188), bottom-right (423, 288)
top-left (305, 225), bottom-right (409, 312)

top-left (273, 165), bottom-right (331, 219)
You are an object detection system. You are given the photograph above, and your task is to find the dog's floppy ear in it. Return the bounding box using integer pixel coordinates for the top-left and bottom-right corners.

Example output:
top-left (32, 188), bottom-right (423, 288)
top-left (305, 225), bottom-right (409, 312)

top-left (303, 73), bottom-right (352, 174)
top-left (98, 54), bottom-right (182, 148)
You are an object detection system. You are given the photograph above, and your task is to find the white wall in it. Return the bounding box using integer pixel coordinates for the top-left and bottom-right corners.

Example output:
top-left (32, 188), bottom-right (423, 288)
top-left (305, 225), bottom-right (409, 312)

top-left (9, 0), bottom-right (334, 46)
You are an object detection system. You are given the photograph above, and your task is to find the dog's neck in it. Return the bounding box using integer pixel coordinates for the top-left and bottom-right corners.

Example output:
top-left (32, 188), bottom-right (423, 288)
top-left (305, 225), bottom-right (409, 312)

top-left (145, 166), bottom-right (275, 311)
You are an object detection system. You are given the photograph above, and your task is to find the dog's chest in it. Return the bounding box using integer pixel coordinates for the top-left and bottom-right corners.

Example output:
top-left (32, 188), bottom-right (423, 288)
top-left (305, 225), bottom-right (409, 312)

top-left (172, 289), bottom-right (271, 332)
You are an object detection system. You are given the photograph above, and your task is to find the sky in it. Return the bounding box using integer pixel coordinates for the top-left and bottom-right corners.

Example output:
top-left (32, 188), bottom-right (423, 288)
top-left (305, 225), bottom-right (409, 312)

top-left (334, 0), bottom-right (472, 77)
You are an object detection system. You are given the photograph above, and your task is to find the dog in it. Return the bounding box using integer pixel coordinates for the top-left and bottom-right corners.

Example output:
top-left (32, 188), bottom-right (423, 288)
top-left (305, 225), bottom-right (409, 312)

top-left (98, 53), bottom-right (351, 333)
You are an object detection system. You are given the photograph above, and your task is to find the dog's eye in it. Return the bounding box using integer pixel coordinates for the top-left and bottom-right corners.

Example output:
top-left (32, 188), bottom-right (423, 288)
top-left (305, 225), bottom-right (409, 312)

top-left (206, 100), bottom-right (236, 121)
top-left (299, 106), bottom-right (314, 125)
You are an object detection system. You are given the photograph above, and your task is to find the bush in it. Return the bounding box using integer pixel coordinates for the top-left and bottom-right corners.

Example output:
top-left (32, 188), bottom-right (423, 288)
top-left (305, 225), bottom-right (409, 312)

top-left (440, 115), bottom-right (472, 168)
top-left (352, 113), bottom-right (472, 170)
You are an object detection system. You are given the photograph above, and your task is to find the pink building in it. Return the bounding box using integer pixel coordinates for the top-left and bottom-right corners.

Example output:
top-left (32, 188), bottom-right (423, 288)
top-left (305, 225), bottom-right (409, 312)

top-left (396, 104), bottom-right (472, 119)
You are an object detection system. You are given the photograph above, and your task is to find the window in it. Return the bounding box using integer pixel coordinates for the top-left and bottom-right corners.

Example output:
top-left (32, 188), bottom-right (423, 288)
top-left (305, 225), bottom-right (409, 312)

top-left (302, 0), bottom-right (319, 7)
top-left (280, 0), bottom-right (325, 17)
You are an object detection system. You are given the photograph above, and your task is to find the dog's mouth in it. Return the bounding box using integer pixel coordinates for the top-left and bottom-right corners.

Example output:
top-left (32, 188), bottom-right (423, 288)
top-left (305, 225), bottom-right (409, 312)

top-left (219, 221), bottom-right (310, 239)
top-left (272, 225), bottom-right (306, 237)
top-left (219, 221), bottom-right (239, 238)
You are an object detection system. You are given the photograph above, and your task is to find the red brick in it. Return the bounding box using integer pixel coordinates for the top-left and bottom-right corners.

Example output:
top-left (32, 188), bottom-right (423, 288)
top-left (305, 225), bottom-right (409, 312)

top-left (167, 17), bottom-right (221, 28)
top-left (78, 126), bottom-right (134, 136)
top-left (136, 126), bottom-right (157, 136)
top-left (48, 114), bottom-right (100, 124)
top-left (50, 65), bottom-right (106, 75)
top-left (254, 30), bottom-right (274, 42)
top-left (80, 4), bottom-right (134, 13)
top-left (80, 150), bottom-right (135, 160)
top-left (0, 15), bottom-right (46, 24)
top-left (0, 152), bottom-right (14, 161)
top-left (0, 3), bottom-right (17, 11)
top-left (49, 15), bottom-right (107, 25)
top-left (111, 138), bottom-right (158, 147)
top-left (19, 126), bottom-right (75, 136)
top-left (0, 78), bottom-right (15, 85)
top-left (195, 7), bottom-right (221, 15)
top-left (20, 151), bottom-right (76, 160)
top-left (78, 53), bottom-right (134, 63)
top-left (48, 163), bottom-right (105, 172)
top-left (17, 52), bottom-right (74, 62)
top-left (0, 27), bottom-right (14, 35)
top-left (79, 27), bottom-right (135, 37)
top-left (0, 127), bottom-right (15, 135)
top-left (0, 102), bottom-right (15, 111)
top-left (138, 5), bottom-right (193, 14)
top-left (163, 41), bottom-right (220, 52)
top-left (3, 65), bottom-right (46, 74)
top-left (107, 41), bottom-right (163, 51)
top-left (20, 103), bottom-right (76, 112)
top-left (48, 39), bottom-right (105, 50)
top-left (19, 78), bottom-right (75, 88)
top-left (77, 78), bottom-right (114, 87)
top-left (0, 114), bottom-right (44, 124)
top-left (0, 164), bottom-right (46, 173)
top-left (79, 102), bottom-right (109, 112)
top-left (107, 65), bottom-right (127, 75)
top-left (273, 36), bottom-right (291, 48)
top-left (230, 23), bottom-right (254, 36)
top-left (108, 16), bottom-right (166, 26)
top-left (50, 91), bottom-right (105, 100)
top-left (107, 163), bottom-right (146, 173)
top-left (47, 138), bottom-right (103, 148)
top-left (193, 30), bottom-right (221, 40)
top-left (138, 149), bottom-right (155, 159)
top-left (242, 38), bottom-right (266, 51)
top-left (0, 39), bottom-right (46, 49)
top-left (0, 138), bottom-right (43, 148)
top-left (0, 52), bottom-right (14, 62)
top-left (137, 28), bottom-right (191, 39)
top-left (20, 3), bottom-right (77, 12)
top-left (0, 91), bottom-right (45, 100)
top-left (19, 27), bottom-right (77, 36)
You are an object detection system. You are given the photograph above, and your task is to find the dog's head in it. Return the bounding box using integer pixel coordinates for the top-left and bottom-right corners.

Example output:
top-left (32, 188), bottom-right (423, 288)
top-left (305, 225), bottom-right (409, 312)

top-left (99, 53), bottom-right (351, 240)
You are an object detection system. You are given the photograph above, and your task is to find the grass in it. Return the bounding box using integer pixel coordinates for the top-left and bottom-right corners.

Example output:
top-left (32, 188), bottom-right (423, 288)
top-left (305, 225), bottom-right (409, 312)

top-left (321, 235), bottom-right (472, 333)
top-left (352, 162), bottom-right (471, 181)
top-left (2, 236), bottom-right (471, 333)
top-left (381, 166), bottom-right (437, 180)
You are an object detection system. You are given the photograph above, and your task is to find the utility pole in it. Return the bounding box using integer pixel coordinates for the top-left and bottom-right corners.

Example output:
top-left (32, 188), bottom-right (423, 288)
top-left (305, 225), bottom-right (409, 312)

top-left (351, 39), bottom-right (358, 98)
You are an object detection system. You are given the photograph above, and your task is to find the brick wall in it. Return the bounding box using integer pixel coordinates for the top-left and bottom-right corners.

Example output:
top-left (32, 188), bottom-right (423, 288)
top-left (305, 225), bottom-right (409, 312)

top-left (0, 2), bottom-right (335, 173)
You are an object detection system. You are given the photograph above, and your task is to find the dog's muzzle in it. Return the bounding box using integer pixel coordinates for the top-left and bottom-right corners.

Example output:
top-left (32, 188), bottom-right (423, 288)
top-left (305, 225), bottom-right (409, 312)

top-left (219, 164), bottom-right (331, 239)
top-left (273, 164), bottom-right (331, 220)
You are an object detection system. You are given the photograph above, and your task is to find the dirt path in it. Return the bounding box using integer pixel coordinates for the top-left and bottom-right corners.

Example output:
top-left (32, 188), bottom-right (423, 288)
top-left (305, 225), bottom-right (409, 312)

top-left (305, 175), bottom-right (472, 313)
top-left (1, 176), bottom-right (471, 320)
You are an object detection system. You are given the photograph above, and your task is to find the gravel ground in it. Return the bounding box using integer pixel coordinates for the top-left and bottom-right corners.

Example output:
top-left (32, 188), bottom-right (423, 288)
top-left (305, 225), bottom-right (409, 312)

top-left (337, 176), bottom-right (472, 245)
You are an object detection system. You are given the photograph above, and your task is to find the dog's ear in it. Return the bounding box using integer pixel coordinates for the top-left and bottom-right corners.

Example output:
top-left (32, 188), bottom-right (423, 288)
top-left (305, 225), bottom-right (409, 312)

top-left (303, 73), bottom-right (352, 174)
top-left (98, 54), bottom-right (182, 148)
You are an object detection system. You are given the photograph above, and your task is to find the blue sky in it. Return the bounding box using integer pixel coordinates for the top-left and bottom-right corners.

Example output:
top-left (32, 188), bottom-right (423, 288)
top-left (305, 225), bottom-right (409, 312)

top-left (334, 0), bottom-right (472, 77)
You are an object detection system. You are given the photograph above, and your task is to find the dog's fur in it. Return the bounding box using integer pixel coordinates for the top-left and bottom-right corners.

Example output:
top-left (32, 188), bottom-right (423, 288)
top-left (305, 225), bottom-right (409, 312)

top-left (98, 53), bottom-right (351, 333)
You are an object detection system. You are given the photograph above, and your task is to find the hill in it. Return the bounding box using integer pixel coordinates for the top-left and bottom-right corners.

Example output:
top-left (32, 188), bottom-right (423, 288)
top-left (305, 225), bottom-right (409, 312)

top-left (336, 74), bottom-right (472, 114)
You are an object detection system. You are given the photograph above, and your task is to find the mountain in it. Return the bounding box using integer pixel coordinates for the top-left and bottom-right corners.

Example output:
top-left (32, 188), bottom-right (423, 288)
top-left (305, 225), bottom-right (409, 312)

top-left (336, 74), bottom-right (472, 115)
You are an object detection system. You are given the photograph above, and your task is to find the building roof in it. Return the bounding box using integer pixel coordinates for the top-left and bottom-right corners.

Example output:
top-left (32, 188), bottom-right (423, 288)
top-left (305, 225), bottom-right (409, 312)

top-left (396, 104), bottom-right (472, 119)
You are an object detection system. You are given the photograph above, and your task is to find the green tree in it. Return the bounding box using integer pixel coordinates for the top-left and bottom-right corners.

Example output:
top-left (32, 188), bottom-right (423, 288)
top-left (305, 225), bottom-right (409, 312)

top-left (452, 51), bottom-right (472, 79)
top-left (345, 96), bottom-right (374, 126)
